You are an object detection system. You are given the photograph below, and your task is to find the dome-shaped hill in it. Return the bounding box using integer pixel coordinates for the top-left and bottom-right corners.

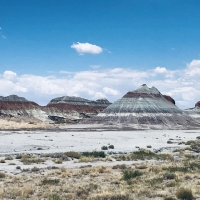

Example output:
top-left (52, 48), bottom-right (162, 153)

top-left (86, 84), bottom-right (200, 129)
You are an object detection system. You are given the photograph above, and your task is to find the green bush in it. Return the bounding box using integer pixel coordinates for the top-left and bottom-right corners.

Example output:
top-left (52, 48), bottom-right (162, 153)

top-left (176, 188), bottom-right (193, 200)
top-left (31, 166), bottom-right (40, 172)
top-left (101, 146), bottom-right (108, 150)
top-left (112, 164), bottom-right (127, 170)
top-left (123, 170), bottom-right (143, 180)
top-left (82, 151), bottom-right (106, 158)
top-left (48, 193), bottom-right (62, 200)
top-left (108, 145), bottom-right (114, 149)
top-left (0, 172), bottom-right (5, 178)
top-left (65, 151), bottom-right (81, 159)
top-left (42, 178), bottom-right (60, 185)
top-left (5, 156), bottom-right (13, 160)
top-left (163, 173), bottom-right (176, 180)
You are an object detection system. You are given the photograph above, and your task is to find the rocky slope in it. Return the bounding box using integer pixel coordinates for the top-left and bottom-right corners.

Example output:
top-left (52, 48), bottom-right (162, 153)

top-left (44, 96), bottom-right (111, 123)
top-left (86, 84), bottom-right (200, 129)
top-left (184, 101), bottom-right (200, 121)
top-left (0, 95), bottom-right (49, 122)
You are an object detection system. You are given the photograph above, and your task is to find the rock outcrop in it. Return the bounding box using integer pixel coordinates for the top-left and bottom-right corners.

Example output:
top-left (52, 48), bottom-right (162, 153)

top-left (184, 101), bottom-right (200, 121)
top-left (195, 101), bottom-right (200, 108)
top-left (44, 96), bottom-right (111, 123)
top-left (86, 84), bottom-right (200, 129)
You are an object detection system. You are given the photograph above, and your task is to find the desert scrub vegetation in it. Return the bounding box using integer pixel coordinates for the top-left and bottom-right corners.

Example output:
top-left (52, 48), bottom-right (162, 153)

top-left (123, 170), bottom-right (143, 180)
top-left (48, 193), bottom-right (62, 200)
top-left (0, 172), bottom-right (6, 178)
top-left (176, 188), bottom-right (194, 200)
top-left (81, 151), bottom-right (106, 158)
top-left (41, 178), bottom-right (60, 185)
top-left (65, 151), bottom-right (81, 159)
top-left (114, 149), bottom-right (174, 161)
top-left (20, 154), bottom-right (45, 165)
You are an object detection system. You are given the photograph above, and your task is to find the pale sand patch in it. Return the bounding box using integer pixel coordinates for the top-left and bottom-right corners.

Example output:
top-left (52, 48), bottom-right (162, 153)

top-left (0, 119), bottom-right (54, 130)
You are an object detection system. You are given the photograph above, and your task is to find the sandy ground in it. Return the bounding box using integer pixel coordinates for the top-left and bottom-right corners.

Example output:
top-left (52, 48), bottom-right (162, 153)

top-left (0, 130), bottom-right (199, 155)
top-left (0, 119), bottom-right (55, 130)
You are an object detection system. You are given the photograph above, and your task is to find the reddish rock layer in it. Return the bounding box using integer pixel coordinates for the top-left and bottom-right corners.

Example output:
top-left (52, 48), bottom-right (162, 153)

top-left (163, 95), bottom-right (175, 105)
top-left (195, 101), bottom-right (200, 108)
top-left (0, 101), bottom-right (39, 110)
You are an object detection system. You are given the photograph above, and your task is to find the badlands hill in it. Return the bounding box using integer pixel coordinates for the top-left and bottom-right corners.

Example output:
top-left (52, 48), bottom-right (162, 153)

top-left (0, 95), bottom-right (44, 120)
top-left (44, 96), bottom-right (111, 123)
top-left (0, 95), bottom-right (111, 124)
top-left (184, 101), bottom-right (200, 121)
top-left (86, 84), bottom-right (200, 129)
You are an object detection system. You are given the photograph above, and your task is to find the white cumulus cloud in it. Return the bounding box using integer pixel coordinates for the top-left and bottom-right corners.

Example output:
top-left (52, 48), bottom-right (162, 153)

top-left (3, 70), bottom-right (17, 80)
top-left (186, 59), bottom-right (200, 76)
top-left (154, 67), bottom-right (167, 74)
top-left (71, 42), bottom-right (103, 55)
top-left (1, 59), bottom-right (200, 108)
top-left (103, 87), bottom-right (120, 95)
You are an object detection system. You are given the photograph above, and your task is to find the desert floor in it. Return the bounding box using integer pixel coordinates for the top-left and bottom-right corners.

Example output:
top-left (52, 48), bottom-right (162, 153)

top-left (0, 129), bottom-right (200, 199)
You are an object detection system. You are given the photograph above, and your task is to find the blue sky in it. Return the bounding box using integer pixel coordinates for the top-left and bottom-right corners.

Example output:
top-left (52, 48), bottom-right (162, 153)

top-left (0, 0), bottom-right (200, 108)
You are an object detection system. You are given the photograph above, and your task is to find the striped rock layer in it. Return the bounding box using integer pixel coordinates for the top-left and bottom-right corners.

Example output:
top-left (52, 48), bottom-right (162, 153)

top-left (88, 84), bottom-right (199, 128)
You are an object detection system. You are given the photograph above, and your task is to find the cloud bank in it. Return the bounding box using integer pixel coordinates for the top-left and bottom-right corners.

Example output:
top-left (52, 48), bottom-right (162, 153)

top-left (0, 59), bottom-right (200, 108)
top-left (71, 42), bottom-right (103, 55)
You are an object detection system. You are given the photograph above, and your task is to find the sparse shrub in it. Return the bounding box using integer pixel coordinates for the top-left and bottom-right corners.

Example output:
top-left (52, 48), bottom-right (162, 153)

top-left (135, 165), bottom-right (148, 169)
top-left (21, 154), bottom-right (45, 165)
top-left (5, 156), bottom-right (13, 160)
top-left (130, 149), bottom-right (156, 160)
top-left (108, 145), bottom-right (114, 149)
top-left (164, 166), bottom-right (188, 173)
top-left (128, 149), bottom-right (173, 161)
top-left (163, 172), bottom-right (176, 180)
top-left (0, 172), bottom-right (5, 178)
top-left (112, 164), bottom-right (127, 170)
top-left (31, 166), bottom-right (40, 172)
top-left (53, 158), bottom-right (63, 164)
top-left (101, 146), bottom-right (108, 150)
top-left (65, 151), bottom-right (81, 159)
top-left (9, 163), bottom-right (16, 165)
top-left (98, 166), bottom-right (106, 173)
top-left (82, 151), bottom-right (106, 158)
top-left (76, 188), bottom-right (89, 197)
top-left (123, 170), bottom-right (143, 180)
top-left (147, 177), bottom-right (163, 186)
top-left (166, 181), bottom-right (176, 187)
top-left (79, 156), bottom-right (96, 162)
top-left (89, 194), bottom-right (129, 200)
top-left (185, 140), bottom-right (196, 145)
top-left (188, 162), bottom-right (200, 170)
top-left (16, 154), bottom-right (22, 159)
top-left (48, 193), bottom-right (62, 200)
top-left (176, 188), bottom-right (193, 200)
top-left (42, 178), bottom-right (60, 185)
